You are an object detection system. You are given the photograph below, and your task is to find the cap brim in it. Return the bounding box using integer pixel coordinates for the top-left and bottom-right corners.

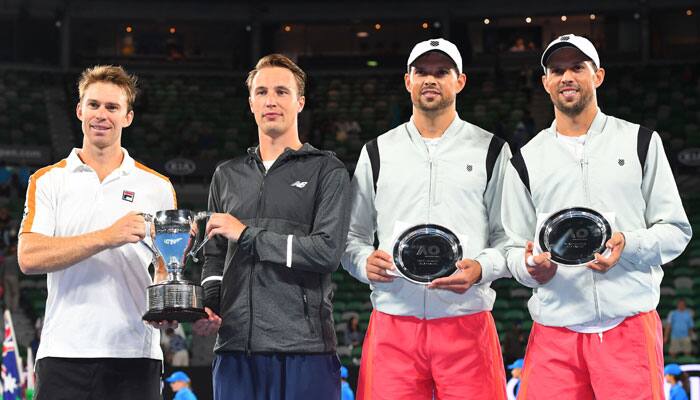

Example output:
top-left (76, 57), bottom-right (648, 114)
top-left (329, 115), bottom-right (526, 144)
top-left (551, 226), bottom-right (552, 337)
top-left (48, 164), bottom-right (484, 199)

top-left (541, 42), bottom-right (591, 69)
top-left (409, 50), bottom-right (459, 72)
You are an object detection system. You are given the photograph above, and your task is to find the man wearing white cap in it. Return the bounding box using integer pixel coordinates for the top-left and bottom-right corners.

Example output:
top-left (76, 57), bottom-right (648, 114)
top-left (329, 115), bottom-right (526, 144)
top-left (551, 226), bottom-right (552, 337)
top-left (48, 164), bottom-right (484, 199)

top-left (342, 38), bottom-right (511, 399)
top-left (501, 34), bottom-right (692, 398)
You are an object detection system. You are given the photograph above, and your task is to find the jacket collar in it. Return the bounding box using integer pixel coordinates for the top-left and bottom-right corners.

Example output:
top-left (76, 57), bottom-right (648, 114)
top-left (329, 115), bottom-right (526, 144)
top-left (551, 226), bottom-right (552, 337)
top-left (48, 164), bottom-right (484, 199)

top-left (246, 142), bottom-right (328, 165)
top-left (405, 113), bottom-right (464, 142)
top-left (548, 108), bottom-right (608, 139)
top-left (66, 147), bottom-right (135, 176)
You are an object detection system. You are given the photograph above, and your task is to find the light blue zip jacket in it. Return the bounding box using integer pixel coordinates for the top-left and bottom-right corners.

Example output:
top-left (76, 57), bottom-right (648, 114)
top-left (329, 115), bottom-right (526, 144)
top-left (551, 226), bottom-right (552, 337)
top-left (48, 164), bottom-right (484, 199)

top-left (502, 110), bottom-right (692, 326)
top-left (341, 115), bottom-right (511, 319)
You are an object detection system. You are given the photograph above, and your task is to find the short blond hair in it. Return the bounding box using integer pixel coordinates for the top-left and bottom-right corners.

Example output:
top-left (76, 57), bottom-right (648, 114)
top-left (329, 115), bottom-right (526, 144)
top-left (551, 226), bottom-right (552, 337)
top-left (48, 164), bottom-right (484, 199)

top-left (246, 54), bottom-right (306, 97)
top-left (78, 65), bottom-right (138, 111)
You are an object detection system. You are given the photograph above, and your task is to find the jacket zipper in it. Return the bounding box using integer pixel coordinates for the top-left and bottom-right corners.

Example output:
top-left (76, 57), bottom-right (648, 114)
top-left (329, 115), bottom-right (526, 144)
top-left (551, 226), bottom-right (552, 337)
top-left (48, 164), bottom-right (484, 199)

top-left (581, 154), bottom-right (601, 322)
top-left (247, 167), bottom-right (266, 356)
top-left (424, 155), bottom-right (434, 319)
top-left (301, 287), bottom-right (316, 334)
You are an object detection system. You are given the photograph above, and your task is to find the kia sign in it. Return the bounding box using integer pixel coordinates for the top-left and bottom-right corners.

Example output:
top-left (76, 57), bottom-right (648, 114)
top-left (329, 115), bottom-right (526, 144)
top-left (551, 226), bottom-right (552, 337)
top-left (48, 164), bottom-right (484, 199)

top-left (164, 158), bottom-right (196, 176)
top-left (678, 148), bottom-right (700, 167)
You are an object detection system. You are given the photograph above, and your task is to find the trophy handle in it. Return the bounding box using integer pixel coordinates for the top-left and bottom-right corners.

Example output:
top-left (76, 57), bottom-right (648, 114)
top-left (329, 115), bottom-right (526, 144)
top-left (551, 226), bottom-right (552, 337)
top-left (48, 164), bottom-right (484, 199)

top-left (188, 211), bottom-right (212, 263)
top-left (139, 213), bottom-right (162, 262)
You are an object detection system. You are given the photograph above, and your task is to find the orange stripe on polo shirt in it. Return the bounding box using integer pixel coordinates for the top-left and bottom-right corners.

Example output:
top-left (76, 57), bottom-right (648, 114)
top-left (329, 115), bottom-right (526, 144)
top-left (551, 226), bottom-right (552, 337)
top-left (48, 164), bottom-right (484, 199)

top-left (134, 161), bottom-right (177, 208)
top-left (22, 159), bottom-right (67, 233)
top-left (641, 312), bottom-right (662, 400)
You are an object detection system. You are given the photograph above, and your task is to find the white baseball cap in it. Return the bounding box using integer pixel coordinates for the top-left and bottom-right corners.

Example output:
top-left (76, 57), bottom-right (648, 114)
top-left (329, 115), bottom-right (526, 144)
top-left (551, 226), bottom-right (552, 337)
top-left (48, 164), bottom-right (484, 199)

top-left (407, 38), bottom-right (463, 74)
top-left (541, 34), bottom-right (600, 72)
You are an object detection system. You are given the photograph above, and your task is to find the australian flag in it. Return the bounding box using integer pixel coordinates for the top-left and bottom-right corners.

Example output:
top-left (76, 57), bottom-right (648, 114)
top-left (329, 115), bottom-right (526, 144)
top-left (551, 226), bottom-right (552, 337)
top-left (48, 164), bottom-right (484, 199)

top-left (2, 310), bottom-right (22, 400)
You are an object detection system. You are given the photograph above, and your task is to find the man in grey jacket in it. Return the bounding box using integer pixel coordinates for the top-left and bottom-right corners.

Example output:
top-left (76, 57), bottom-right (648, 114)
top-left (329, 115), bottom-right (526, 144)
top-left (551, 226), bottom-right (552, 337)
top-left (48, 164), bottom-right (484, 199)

top-left (193, 54), bottom-right (351, 400)
top-left (342, 38), bottom-right (511, 399)
top-left (502, 34), bottom-right (692, 399)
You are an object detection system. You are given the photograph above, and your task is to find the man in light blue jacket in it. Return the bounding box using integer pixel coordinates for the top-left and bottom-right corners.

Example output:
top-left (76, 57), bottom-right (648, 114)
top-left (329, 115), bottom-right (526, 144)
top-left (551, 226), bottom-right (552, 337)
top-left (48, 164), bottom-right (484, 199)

top-left (501, 34), bottom-right (692, 399)
top-left (342, 38), bottom-right (511, 400)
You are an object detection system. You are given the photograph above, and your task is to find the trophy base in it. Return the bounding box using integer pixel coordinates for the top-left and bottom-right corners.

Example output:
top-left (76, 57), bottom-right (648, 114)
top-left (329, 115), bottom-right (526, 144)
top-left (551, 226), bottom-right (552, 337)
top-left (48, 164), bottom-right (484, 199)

top-left (144, 280), bottom-right (206, 322)
top-left (143, 307), bottom-right (208, 322)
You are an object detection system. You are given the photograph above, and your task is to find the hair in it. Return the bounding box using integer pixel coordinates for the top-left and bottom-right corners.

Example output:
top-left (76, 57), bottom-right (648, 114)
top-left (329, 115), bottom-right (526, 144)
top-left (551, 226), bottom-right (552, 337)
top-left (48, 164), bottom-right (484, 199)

top-left (246, 54), bottom-right (306, 97)
top-left (77, 65), bottom-right (138, 112)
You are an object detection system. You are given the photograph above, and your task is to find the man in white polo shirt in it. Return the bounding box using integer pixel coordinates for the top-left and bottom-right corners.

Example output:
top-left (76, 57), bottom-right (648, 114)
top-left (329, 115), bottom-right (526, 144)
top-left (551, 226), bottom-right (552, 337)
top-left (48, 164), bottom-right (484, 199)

top-left (18, 65), bottom-right (177, 400)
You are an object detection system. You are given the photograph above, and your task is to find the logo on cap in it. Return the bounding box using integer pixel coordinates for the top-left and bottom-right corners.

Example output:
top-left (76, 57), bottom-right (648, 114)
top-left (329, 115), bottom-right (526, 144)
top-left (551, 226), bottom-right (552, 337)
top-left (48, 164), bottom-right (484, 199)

top-left (560, 35), bottom-right (570, 41)
top-left (430, 40), bottom-right (439, 47)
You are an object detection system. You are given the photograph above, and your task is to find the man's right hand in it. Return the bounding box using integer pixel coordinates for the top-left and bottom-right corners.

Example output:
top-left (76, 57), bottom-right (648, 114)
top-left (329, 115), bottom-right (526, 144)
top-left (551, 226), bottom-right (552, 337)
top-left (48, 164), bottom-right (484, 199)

top-left (525, 241), bottom-right (557, 284)
top-left (193, 307), bottom-right (222, 336)
top-left (101, 212), bottom-right (147, 247)
top-left (366, 250), bottom-right (396, 282)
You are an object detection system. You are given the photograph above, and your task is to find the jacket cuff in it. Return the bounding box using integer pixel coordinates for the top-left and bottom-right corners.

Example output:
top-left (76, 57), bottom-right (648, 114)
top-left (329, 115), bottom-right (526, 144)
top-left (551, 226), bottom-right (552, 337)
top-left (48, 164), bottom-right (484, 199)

top-left (202, 280), bottom-right (222, 315)
top-left (356, 257), bottom-right (372, 284)
top-left (620, 230), bottom-right (641, 266)
top-left (512, 250), bottom-right (541, 288)
top-left (473, 254), bottom-right (492, 285)
top-left (238, 226), bottom-right (264, 254)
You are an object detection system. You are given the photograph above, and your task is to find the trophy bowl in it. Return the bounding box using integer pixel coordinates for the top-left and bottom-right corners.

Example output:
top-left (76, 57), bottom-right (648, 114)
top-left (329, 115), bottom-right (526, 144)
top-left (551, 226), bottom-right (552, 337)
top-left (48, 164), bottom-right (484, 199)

top-left (392, 224), bottom-right (462, 284)
top-left (538, 207), bottom-right (612, 267)
top-left (143, 209), bottom-right (208, 322)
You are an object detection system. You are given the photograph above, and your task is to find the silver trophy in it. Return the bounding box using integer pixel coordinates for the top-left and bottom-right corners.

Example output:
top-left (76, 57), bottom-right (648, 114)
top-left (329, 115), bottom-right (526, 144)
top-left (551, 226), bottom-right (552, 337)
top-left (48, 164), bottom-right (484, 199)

top-left (142, 209), bottom-right (208, 322)
top-left (392, 224), bottom-right (463, 284)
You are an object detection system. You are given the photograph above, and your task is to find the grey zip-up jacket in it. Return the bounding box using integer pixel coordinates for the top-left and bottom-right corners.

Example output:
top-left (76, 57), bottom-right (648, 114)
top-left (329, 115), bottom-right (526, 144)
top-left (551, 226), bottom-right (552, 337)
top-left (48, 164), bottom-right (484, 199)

top-left (502, 110), bottom-right (692, 327)
top-left (201, 143), bottom-right (351, 354)
top-left (341, 115), bottom-right (511, 319)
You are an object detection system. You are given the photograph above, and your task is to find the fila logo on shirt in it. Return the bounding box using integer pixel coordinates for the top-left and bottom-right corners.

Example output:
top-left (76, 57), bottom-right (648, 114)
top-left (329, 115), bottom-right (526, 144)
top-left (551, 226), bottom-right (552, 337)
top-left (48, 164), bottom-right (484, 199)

top-left (122, 190), bottom-right (135, 202)
top-left (290, 181), bottom-right (308, 189)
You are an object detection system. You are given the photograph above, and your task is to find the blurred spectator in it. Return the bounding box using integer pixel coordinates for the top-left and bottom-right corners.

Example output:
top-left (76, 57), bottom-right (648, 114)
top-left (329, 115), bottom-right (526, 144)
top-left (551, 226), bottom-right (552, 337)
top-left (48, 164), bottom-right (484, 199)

top-left (2, 241), bottom-right (19, 311)
top-left (506, 358), bottom-right (523, 400)
top-left (344, 315), bottom-right (363, 347)
top-left (0, 207), bottom-right (16, 248)
top-left (502, 321), bottom-right (527, 365)
top-left (31, 317), bottom-right (43, 359)
top-left (509, 38), bottom-right (527, 52)
top-left (164, 328), bottom-right (190, 367)
top-left (335, 115), bottom-right (362, 140)
top-left (0, 163), bottom-right (11, 197)
top-left (664, 364), bottom-right (689, 400)
top-left (340, 366), bottom-right (354, 400)
top-left (165, 371), bottom-right (198, 400)
top-left (665, 299), bottom-right (694, 358)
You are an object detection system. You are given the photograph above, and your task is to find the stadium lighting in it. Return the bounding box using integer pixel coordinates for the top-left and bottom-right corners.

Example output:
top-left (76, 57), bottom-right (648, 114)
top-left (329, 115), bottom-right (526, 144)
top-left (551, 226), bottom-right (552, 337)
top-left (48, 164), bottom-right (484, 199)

top-left (483, 18), bottom-right (490, 25)
top-left (421, 22), bottom-right (429, 29)
top-left (525, 17), bottom-right (532, 23)
top-left (590, 14), bottom-right (596, 20)
top-left (357, 31), bottom-right (369, 38)
top-left (687, 9), bottom-right (694, 16)
top-left (284, 25), bottom-right (292, 32)
top-left (561, 15), bottom-right (567, 22)
top-left (169, 27), bottom-right (176, 34)
top-left (374, 23), bottom-right (382, 30)
top-left (126, 26), bottom-right (133, 33)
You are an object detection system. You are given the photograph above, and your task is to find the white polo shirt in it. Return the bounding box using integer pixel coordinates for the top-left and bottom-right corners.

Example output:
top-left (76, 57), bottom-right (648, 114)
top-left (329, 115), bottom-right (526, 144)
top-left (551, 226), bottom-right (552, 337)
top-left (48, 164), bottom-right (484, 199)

top-left (20, 148), bottom-right (177, 360)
